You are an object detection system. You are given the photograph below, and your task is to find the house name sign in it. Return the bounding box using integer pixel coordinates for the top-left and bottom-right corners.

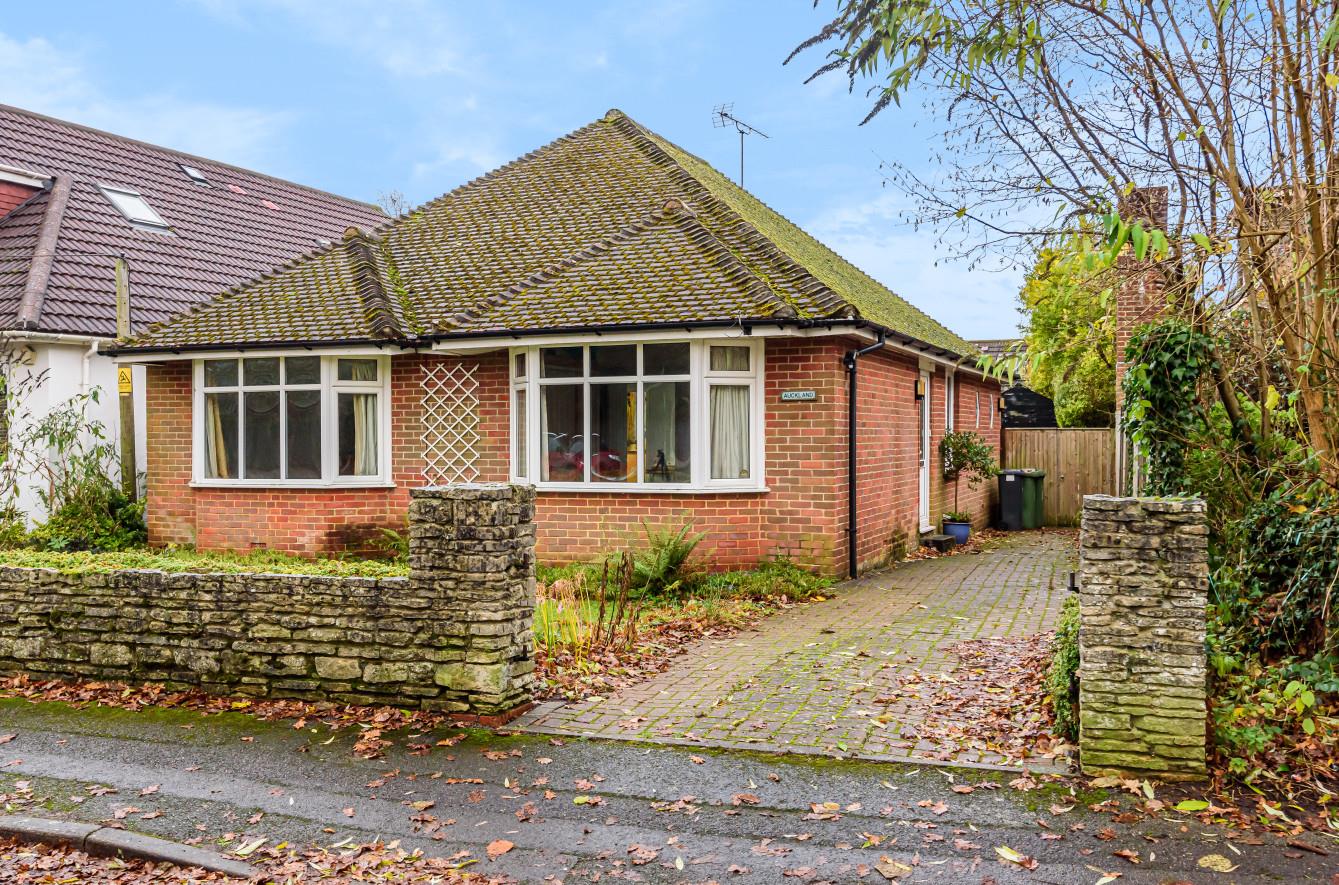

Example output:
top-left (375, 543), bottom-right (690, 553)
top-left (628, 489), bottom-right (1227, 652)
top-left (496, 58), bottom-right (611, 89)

top-left (780, 390), bottom-right (817, 402)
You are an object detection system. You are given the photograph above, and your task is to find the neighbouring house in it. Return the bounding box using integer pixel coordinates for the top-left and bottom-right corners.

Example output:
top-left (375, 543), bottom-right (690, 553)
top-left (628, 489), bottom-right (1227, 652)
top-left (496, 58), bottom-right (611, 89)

top-left (0, 104), bottom-right (386, 518)
top-left (113, 109), bottom-right (1003, 577)
top-left (972, 339), bottom-right (1058, 429)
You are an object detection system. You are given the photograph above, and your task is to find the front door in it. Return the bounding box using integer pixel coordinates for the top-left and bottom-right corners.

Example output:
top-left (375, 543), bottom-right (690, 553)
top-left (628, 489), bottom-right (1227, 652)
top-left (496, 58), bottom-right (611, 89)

top-left (918, 370), bottom-right (932, 532)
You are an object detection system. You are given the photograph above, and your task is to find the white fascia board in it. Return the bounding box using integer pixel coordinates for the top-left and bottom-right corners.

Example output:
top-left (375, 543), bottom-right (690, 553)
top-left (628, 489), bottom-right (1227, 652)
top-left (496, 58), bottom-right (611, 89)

top-left (0, 165), bottom-right (49, 189)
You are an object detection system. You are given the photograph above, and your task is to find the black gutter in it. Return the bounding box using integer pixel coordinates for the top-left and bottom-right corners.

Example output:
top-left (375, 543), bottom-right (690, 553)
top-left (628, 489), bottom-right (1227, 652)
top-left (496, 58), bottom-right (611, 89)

top-left (842, 331), bottom-right (886, 579)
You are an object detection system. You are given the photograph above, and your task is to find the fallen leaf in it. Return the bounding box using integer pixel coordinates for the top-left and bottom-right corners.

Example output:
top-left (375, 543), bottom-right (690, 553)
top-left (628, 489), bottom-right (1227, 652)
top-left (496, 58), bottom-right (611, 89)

top-left (486, 839), bottom-right (514, 860)
top-left (1197, 853), bottom-right (1237, 873)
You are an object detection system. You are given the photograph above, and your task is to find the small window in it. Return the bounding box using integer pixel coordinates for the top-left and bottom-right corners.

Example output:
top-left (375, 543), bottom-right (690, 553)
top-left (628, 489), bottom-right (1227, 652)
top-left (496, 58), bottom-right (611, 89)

top-left (99, 185), bottom-right (170, 229)
top-left (179, 164), bottom-right (210, 185)
top-left (710, 345), bottom-right (750, 372)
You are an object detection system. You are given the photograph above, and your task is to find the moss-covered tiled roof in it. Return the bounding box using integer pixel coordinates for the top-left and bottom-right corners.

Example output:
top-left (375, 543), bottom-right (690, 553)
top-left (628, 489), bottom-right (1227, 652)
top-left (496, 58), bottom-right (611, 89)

top-left (125, 110), bottom-right (978, 358)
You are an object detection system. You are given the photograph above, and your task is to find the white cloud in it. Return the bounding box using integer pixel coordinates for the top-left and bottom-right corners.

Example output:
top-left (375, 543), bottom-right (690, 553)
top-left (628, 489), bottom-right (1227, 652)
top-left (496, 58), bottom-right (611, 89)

top-left (0, 31), bottom-right (291, 169)
top-left (190, 0), bottom-right (471, 78)
top-left (806, 193), bottom-right (1026, 340)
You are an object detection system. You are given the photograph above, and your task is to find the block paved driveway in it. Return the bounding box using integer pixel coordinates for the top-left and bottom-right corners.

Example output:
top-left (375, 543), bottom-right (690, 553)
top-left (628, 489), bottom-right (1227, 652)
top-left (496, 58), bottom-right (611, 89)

top-left (518, 532), bottom-right (1075, 770)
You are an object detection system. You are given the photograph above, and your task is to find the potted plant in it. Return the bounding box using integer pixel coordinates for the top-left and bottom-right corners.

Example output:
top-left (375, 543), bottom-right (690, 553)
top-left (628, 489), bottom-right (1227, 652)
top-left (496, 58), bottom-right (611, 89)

top-left (939, 430), bottom-right (999, 545)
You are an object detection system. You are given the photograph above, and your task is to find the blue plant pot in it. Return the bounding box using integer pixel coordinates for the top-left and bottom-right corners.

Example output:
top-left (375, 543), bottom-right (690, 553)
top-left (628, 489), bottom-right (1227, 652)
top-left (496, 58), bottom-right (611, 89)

top-left (943, 520), bottom-right (971, 546)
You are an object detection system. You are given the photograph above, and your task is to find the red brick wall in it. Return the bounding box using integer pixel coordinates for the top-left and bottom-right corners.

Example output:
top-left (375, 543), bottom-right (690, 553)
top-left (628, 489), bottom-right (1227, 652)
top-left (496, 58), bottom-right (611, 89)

top-left (146, 352), bottom-right (507, 555)
top-left (0, 181), bottom-right (39, 217)
top-left (144, 339), bottom-right (1000, 575)
top-left (848, 347), bottom-right (1002, 572)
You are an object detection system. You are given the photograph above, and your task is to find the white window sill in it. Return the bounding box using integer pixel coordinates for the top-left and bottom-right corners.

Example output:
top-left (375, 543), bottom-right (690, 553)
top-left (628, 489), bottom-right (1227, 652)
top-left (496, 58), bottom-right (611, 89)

top-left (523, 482), bottom-right (769, 495)
top-left (190, 480), bottom-right (397, 490)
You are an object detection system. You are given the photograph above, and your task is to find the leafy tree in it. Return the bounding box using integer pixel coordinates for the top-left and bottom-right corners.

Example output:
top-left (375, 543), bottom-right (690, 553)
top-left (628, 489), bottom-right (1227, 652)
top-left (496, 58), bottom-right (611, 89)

top-left (791, 0), bottom-right (1339, 487)
top-left (1014, 233), bottom-right (1116, 427)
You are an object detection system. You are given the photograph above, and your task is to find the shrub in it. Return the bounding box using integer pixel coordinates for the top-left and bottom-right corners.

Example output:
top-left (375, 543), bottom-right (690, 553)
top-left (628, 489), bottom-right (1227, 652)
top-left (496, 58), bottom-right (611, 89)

top-left (697, 558), bottom-right (834, 602)
top-left (1046, 595), bottom-right (1081, 741)
top-left (939, 430), bottom-right (998, 514)
top-left (27, 485), bottom-right (146, 552)
top-left (631, 521), bottom-right (706, 597)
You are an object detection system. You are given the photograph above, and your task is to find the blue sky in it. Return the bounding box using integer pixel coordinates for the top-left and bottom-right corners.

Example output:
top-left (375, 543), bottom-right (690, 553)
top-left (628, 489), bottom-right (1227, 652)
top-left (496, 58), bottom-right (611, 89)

top-left (2, 1), bottom-right (1024, 339)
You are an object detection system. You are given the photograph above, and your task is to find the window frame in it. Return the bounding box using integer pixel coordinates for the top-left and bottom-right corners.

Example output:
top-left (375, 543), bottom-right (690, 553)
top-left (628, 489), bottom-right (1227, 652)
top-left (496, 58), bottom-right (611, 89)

top-left (98, 184), bottom-right (172, 231)
top-left (191, 354), bottom-right (392, 488)
top-left (510, 339), bottom-right (765, 492)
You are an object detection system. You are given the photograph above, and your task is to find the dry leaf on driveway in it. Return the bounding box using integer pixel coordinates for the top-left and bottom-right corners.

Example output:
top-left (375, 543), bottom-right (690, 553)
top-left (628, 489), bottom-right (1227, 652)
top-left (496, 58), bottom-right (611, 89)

top-left (487, 838), bottom-right (514, 859)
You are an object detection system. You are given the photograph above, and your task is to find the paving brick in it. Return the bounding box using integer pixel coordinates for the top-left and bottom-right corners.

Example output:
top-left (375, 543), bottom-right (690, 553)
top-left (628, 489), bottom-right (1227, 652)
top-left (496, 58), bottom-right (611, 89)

top-left (519, 532), bottom-right (1073, 768)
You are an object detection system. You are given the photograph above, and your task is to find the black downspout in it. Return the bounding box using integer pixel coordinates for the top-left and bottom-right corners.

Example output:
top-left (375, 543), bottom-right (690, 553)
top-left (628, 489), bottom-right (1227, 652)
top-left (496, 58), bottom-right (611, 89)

top-left (843, 332), bottom-right (886, 578)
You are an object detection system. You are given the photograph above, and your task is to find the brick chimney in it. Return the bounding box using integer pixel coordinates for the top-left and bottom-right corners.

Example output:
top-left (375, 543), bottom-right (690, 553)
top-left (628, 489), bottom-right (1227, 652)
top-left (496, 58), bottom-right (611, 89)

top-left (1113, 186), bottom-right (1169, 415)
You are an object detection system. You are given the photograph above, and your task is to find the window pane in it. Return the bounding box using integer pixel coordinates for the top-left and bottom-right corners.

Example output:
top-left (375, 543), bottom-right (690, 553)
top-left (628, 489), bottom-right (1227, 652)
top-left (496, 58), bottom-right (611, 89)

top-left (710, 346), bottom-right (750, 372)
top-left (338, 393), bottom-right (379, 475)
top-left (644, 342), bottom-right (689, 375)
top-left (540, 384), bottom-right (584, 481)
top-left (285, 356), bottom-right (320, 385)
top-left (513, 352), bottom-right (527, 379)
top-left (243, 391), bottom-right (280, 479)
top-left (243, 357), bottom-right (279, 386)
top-left (710, 385), bottom-right (751, 480)
top-left (337, 358), bottom-right (378, 382)
top-left (204, 360), bottom-right (238, 388)
top-left (590, 344), bottom-right (636, 377)
top-left (285, 389), bottom-right (322, 479)
top-left (514, 388), bottom-right (528, 479)
top-left (591, 383), bottom-right (636, 483)
top-left (203, 392), bottom-right (238, 478)
top-left (644, 381), bottom-right (691, 483)
top-left (541, 346), bottom-right (583, 378)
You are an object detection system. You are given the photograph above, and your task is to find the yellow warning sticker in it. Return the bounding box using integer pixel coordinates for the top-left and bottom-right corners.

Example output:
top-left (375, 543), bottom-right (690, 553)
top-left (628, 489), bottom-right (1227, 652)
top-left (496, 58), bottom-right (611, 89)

top-left (117, 367), bottom-right (133, 394)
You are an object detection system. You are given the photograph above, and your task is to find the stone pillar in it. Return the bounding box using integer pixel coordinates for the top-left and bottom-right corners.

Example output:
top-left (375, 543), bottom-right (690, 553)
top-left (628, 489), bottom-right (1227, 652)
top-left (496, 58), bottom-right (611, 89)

top-left (409, 484), bottom-right (536, 719)
top-left (1078, 495), bottom-right (1208, 780)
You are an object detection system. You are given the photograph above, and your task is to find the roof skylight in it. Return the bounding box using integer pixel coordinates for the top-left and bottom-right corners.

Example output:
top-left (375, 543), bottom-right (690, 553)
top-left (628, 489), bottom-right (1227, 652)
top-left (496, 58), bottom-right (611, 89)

top-left (99, 185), bottom-right (170, 230)
top-left (179, 164), bottom-right (210, 185)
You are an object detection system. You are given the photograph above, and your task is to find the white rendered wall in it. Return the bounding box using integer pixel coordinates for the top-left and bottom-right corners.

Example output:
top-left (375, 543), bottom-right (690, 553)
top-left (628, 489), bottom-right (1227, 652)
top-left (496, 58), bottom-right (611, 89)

top-left (6, 340), bottom-right (144, 522)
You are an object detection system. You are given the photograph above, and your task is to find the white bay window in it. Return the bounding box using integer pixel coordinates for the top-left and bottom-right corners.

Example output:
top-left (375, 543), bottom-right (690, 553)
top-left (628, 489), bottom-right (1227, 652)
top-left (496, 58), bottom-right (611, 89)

top-left (511, 340), bottom-right (763, 490)
top-left (194, 354), bottom-right (390, 486)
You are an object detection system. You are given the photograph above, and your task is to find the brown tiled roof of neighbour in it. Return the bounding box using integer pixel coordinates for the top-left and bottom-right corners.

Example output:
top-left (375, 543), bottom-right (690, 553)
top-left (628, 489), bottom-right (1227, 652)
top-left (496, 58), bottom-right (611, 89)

top-left (0, 103), bottom-right (387, 337)
top-left (125, 109), bottom-right (980, 358)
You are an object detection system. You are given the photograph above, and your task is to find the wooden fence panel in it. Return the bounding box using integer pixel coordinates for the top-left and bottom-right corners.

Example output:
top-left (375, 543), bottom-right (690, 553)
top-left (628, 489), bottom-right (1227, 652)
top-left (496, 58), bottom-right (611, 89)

top-left (1002, 428), bottom-right (1116, 525)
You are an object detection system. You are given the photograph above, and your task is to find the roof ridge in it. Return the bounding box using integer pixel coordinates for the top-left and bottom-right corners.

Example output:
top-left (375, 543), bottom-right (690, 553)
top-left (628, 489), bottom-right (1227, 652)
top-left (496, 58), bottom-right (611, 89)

top-left (623, 119), bottom-right (979, 355)
top-left (664, 201), bottom-right (798, 321)
top-left (342, 227), bottom-right (402, 339)
top-left (604, 112), bottom-right (854, 322)
top-left (0, 103), bottom-right (384, 213)
top-left (443, 200), bottom-right (687, 330)
top-left (16, 175), bottom-right (71, 329)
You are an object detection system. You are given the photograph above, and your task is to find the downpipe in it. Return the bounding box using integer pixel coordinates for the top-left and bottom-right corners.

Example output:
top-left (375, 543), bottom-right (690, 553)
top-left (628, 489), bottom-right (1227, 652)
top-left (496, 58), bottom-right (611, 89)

top-left (843, 332), bottom-right (886, 579)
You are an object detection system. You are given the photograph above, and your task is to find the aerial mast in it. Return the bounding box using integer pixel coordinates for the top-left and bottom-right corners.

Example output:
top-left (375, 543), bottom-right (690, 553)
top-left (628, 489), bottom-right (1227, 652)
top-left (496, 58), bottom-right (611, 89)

top-left (712, 104), bottom-right (769, 188)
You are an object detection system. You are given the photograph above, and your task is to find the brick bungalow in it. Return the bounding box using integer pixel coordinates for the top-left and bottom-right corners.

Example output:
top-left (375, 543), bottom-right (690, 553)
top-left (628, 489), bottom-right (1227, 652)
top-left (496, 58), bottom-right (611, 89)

top-left (113, 110), bottom-right (1002, 577)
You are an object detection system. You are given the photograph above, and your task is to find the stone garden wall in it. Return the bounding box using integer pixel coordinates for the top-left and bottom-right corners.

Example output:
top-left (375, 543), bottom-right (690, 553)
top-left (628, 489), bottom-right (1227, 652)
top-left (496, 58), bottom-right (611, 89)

top-left (1078, 495), bottom-right (1208, 779)
top-left (0, 484), bottom-right (536, 721)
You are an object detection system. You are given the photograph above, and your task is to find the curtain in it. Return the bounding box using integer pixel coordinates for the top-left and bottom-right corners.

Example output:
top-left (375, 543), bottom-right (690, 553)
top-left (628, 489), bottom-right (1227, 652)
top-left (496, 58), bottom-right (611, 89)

top-left (351, 393), bottom-right (377, 475)
top-left (205, 393), bottom-right (230, 478)
top-left (349, 360), bottom-right (377, 381)
top-left (645, 382), bottom-right (677, 480)
top-left (710, 385), bottom-right (750, 479)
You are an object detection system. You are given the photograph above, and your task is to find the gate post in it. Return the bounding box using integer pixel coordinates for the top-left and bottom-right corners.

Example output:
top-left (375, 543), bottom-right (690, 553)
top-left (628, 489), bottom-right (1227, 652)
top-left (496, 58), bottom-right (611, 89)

top-left (409, 483), bottom-right (536, 720)
top-left (1078, 495), bottom-right (1208, 779)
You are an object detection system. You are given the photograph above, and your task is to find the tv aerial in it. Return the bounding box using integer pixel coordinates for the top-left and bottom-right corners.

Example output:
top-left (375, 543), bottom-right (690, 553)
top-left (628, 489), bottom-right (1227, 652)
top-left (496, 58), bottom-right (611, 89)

top-left (713, 103), bottom-right (769, 188)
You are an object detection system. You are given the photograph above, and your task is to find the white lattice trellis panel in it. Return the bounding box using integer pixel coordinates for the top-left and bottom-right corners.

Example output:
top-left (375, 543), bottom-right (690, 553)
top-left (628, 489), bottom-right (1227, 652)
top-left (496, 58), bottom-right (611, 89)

top-left (421, 361), bottom-right (481, 485)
